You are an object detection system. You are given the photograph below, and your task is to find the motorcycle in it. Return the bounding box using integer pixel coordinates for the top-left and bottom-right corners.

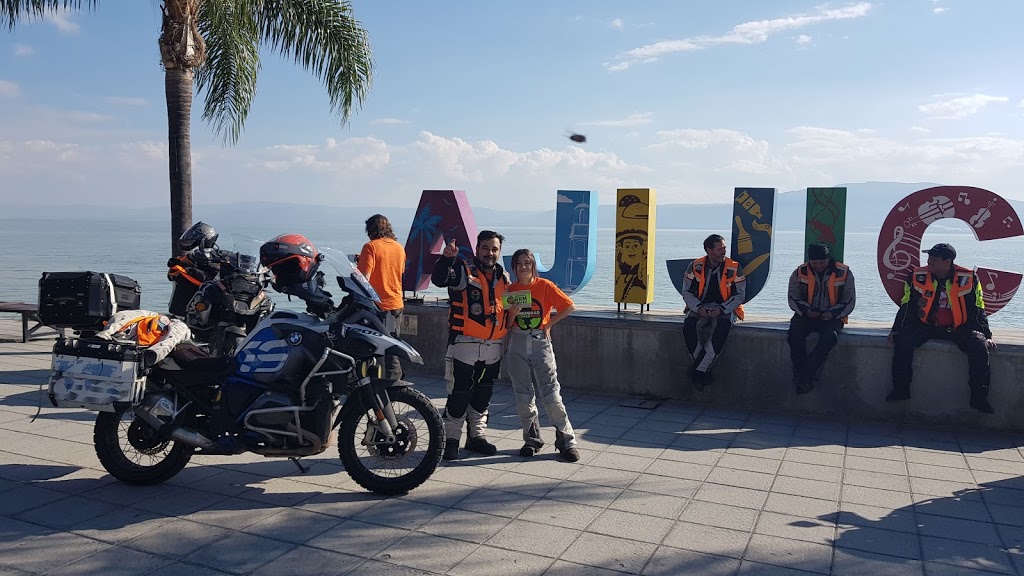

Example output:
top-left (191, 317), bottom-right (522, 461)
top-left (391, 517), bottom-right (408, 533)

top-left (184, 252), bottom-right (275, 358)
top-left (54, 244), bottom-right (444, 495)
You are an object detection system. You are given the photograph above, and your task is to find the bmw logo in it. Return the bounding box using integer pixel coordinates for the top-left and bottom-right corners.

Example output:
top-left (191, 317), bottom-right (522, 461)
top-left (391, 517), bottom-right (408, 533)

top-left (288, 332), bottom-right (303, 345)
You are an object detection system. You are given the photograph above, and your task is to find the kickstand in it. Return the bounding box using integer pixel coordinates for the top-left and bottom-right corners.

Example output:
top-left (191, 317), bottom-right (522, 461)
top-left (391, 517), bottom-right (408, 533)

top-left (289, 457), bottom-right (310, 474)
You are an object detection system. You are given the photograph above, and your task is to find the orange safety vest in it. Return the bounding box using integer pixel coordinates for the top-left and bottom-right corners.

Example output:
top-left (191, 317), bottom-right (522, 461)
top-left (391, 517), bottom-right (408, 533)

top-left (908, 266), bottom-right (976, 328)
top-left (449, 261), bottom-right (509, 340)
top-left (797, 262), bottom-right (850, 324)
top-left (121, 315), bottom-right (170, 347)
top-left (691, 256), bottom-right (745, 320)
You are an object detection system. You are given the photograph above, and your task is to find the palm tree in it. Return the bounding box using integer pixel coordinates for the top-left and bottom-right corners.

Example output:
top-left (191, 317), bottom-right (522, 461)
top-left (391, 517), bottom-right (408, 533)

top-left (3, 0), bottom-right (373, 256)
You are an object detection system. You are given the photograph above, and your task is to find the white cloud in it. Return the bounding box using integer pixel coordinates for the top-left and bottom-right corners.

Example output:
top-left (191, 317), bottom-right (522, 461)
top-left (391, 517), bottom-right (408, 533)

top-left (918, 93), bottom-right (1009, 119)
top-left (45, 9), bottom-right (80, 33)
top-left (610, 18), bottom-right (624, 30)
top-left (607, 2), bottom-right (872, 71)
top-left (1018, 98), bottom-right (1024, 108)
top-left (796, 34), bottom-right (813, 44)
top-left (581, 112), bottom-right (653, 127)
top-left (64, 110), bottom-right (112, 123)
top-left (0, 80), bottom-right (19, 97)
top-left (933, 7), bottom-right (948, 13)
top-left (910, 126), bottom-right (931, 134)
top-left (369, 118), bottom-right (410, 125)
top-left (105, 96), bottom-right (148, 107)
top-left (13, 44), bottom-right (35, 57)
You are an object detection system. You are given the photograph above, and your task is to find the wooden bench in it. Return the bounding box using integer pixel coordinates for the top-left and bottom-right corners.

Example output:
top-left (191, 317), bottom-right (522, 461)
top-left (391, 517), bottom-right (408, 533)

top-left (0, 302), bottom-right (62, 343)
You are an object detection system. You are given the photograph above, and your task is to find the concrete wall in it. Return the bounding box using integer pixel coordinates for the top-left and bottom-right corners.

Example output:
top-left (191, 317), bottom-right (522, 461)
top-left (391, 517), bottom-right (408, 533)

top-left (399, 303), bottom-right (1024, 431)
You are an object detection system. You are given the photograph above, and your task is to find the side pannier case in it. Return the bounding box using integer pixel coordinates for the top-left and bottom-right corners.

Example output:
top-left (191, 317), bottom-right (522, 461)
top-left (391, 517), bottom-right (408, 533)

top-left (48, 337), bottom-right (147, 412)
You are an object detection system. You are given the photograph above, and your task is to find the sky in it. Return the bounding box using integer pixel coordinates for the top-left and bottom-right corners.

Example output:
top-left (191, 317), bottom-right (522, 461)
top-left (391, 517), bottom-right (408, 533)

top-left (1, 0), bottom-right (1023, 211)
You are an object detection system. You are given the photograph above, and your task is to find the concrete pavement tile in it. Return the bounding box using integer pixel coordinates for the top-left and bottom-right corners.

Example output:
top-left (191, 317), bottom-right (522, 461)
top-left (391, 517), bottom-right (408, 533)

top-left (843, 469), bottom-right (911, 492)
top-left (306, 519), bottom-right (409, 558)
top-left (81, 481), bottom-right (178, 506)
top-left (4, 530), bottom-right (111, 575)
top-left (777, 461), bottom-right (843, 483)
top-left (980, 486), bottom-right (1024, 508)
top-left (242, 507), bottom-right (343, 544)
top-left (509, 458), bottom-right (584, 481)
top-left (184, 496), bottom-right (284, 530)
top-left (0, 477), bottom-right (15, 494)
top-left (608, 489), bottom-right (688, 519)
top-left (834, 525), bottom-right (920, 559)
top-left (658, 446), bottom-right (724, 467)
top-left (670, 434), bottom-right (732, 452)
top-left (717, 453), bottom-right (782, 474)
top-left (419, 507), bottom-right (511, 543)
top-left (792, 427), bottom-right (847, 444)
top-left (772, 476), bottom-right (841, 501)
top-left (485, 518), bottom-right (580, 558)
top-left (352, 497), bottom-right (445, 531)
top-left (452, 488), bottom-right (538, 519)
top-left (586, 451), bottom-right (654, 474)
top-left (375, 531), bottom-right (477, 574)
top-left (560, 532), bottom-right (656, 574)
top-left (694, 482), bottom-right (768, 510)
top-left (743, 534), bottom-right (832, 574)
top-left (344, 559), bottom-right (439, 575)
top-left (29, 466), bottom-right (117, 495)
top-left (632, 417), bottom-right (691, 434)
top-left (236, 477), bottom-right (320, 508)
top-left (924, 562), bottom-right (1011, 576)
top-left (846, 445), bottom-right (906, 462)
top-left (588, 414), bottom-right (641, 428)
top-left (988, 503), bottom-right (1024, 528)
top-left (176, 468), bottom-right (266, 497)
top-left (844, 455), bottom-right (908, 476)
top-left (577, 424), bottom-right (629, 440)
top-left (518, 499), bottom-right (603, 531)
top-left (996, 524), bottom-right (1024, 553)
top-left (754, 511), bottom-right (834, 545)
top-left (544, 559), bottom-right (634, 576)
top-left (606, 438), bottom-right (671, 459)
top-left (920, 536), bottom-right (1014, 574)
top-left (45, 544), bottom-right (171, 576)
top-left (783, 449), bottom-right (843, 468)
top-left (543, 480), bottom-right (623, 508)
top-left (133, 486), bottom-right (231, 517)
top-left (904, 449), bottom-right (968, 468)
top-left (250, 546), bottom-right (363, 576)
top-left (567, 465), bottom-right (639, 489)
top-left (0, 565), bottom-right (34, 576)
top-left (662, 521), bottom-right (750, 559)
top-left (70, 506), bottom-right (174, 544)
top-left (909, 476), bottom-right (979, 498)
top-left (831, 548), bottom-right (923, 576)
top-left (916, 513), bottom-right (1001, 546)
top-left (966, 456), bottom-right (1024, 476)
top-left (963, 448), bottom-right (1024, 463)
top-left (293, 488), bottom-right (385, 519)
top-left (485, 471), bottom-right (561, 498)
top-left (0, 484), bottom-right (68, 515)
top-left (972, 471), bottom-right (1024, 491)
top-left (0, 516), bottom-right (55, 553)
top-left (627, 473), bottom-right (701, 498)
top-left (395, 479), bottom-right (473, 509)
top-left (736, 559), bottom-right (824, 574)
top-left (187, 532), bottom-right (297, 575)
top-left (588, 508), bottom-right (674, 544)
top-left (430, 462), bottom-right (504, 487)
top-left (841, 485), bottom-right (914, 509)
top-left (449, 545), bottom-right (553, 576)
top-left (125, 518), bottom-right (233, 559)
top-left (907, 463), bottom-right (975, 483)
top-left (615, 429), bottom-right (677, 450)
top-left (913, 495), bottom-right (991, 522)
top-left (728, 444), bottom-right (788, 460)
top-left (679, 501), bottom-right (760, 532)
top-left (642, 546), bottom-right (740, 576)
top-left (763, 493), bottom-right (838, 520)
top-left (795, 443), bottom-right (846, 456)
top-left (706, 467), bottom-right (775, 491)
top-left (14, 493), bottom-right (119, 530)
top-left (644, 458), bottom-right (711, 482)
top-left (837, 501), bottom-right (917, 534)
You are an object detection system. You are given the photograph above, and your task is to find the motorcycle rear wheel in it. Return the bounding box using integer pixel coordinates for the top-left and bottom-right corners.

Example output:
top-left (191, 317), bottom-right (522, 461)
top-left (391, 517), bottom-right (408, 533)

top-left (94, 407), bottom-right (193, 485)
top-left (338, 387), bottom-right (443, 495)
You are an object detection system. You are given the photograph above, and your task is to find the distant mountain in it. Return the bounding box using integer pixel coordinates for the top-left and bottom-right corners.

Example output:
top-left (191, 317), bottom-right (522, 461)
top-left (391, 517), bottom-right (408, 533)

top-left (7, 182), bottom-right (1022, 233)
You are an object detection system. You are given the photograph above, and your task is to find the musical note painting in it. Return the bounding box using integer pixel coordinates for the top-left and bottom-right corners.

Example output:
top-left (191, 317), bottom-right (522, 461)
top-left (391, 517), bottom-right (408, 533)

top-left (876, 186), bottom-right (1024, 314)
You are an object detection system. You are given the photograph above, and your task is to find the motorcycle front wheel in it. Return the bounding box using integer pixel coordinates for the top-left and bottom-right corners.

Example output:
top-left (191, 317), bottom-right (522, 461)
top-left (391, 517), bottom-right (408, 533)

top-left (338, 386), bottom-right (444, 495)
top-left (94, 407), bottom-right (193, 485)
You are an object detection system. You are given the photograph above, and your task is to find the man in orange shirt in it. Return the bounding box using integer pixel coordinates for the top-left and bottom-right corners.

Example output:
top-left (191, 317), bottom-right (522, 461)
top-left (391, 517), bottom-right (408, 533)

top-left (358, 214), bottom-right (407, 380)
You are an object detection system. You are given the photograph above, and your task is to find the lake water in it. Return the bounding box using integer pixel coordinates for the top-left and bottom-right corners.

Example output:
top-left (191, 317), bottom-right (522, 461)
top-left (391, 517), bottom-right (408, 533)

top-left (3, 218), bottom-right (1022, 328)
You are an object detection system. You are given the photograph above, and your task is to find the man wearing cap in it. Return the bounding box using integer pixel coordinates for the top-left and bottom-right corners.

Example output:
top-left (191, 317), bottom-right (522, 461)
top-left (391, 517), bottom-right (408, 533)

top-left (887, 243), bottom-right (996, 413)
top-left (681, 233), bottom-right (747, 390)
top-left (786, 242), bottom-right (856, 394)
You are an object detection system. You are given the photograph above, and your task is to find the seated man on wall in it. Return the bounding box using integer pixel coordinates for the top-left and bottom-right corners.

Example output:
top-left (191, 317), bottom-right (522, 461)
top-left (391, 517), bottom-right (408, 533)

top-left (681, 234), bottom-right (746, 390)
top-left (887, 243), bottom-right (997, 414)
top-left (787, 242), bottom-right (856, 394)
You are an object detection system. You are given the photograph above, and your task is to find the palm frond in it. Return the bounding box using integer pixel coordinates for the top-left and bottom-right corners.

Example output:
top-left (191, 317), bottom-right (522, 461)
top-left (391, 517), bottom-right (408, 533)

top-left (1, 0), bottom-right (96, 30)
top-left (196, 0), bottom-right (260, 145)
top-left (252, 0), bottom-right (373, 125)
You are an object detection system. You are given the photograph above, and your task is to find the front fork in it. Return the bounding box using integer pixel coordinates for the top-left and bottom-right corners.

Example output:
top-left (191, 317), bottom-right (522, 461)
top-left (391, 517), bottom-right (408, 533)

top-left (356, 377), bottom-right (400, 444)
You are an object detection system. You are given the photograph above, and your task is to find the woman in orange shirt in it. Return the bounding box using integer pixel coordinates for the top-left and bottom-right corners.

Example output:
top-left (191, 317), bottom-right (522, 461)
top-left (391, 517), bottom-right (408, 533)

top-left (505, 249), bottom-right (579, 462)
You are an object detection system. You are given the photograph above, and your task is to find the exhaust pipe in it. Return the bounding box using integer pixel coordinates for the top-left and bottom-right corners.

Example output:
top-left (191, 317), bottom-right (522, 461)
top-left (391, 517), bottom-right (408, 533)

top-left (133, 394), bottom-right (216, 450)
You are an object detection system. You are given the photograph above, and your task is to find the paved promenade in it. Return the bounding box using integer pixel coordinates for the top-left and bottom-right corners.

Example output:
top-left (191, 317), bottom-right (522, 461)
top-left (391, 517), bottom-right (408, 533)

top-left (3, 333), bottom-right (1024, 575)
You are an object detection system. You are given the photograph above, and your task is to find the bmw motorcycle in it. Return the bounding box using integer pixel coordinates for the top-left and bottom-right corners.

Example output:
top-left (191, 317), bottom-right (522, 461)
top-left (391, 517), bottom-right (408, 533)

top-left (86, 251), bottom-right (443, 495)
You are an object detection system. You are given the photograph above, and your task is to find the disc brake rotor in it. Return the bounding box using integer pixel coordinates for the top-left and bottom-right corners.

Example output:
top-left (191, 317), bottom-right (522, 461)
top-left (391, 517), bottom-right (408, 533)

top-left (126, 418), bottom-right (170, 455)
top-left (364, 415), bottom-right (417, 459)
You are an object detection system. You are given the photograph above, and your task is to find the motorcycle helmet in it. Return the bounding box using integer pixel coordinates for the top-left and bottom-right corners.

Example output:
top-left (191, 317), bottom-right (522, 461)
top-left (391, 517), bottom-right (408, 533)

top-left (260, 233), bottom-right (323, 285)
top-left (178, 221), bottom-right (219, 252)
top-left (221, 253), bottom-right (264, 297)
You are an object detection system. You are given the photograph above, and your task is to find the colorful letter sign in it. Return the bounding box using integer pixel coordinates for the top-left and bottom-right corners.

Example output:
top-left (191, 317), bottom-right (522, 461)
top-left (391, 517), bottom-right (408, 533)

top-left (876, 185), bottom-right (1023, 314)
top-left (615, 189), bottom-right (656, 304)
top-left (403, 190), bottom-right (479, 292)
top-left (805, 187), bottom-right (847, 262)
top-left (731, 188), bottom-right (777, 301)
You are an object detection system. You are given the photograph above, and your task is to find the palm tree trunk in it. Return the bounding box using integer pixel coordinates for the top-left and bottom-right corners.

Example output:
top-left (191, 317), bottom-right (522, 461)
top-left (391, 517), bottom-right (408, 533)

top-left (165, 66), bottom-right (193, 257)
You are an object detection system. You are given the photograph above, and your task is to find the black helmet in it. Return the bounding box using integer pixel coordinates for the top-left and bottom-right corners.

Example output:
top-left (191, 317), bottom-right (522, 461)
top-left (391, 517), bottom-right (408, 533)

top-left (178, 222), bottom-right (219, 252)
